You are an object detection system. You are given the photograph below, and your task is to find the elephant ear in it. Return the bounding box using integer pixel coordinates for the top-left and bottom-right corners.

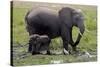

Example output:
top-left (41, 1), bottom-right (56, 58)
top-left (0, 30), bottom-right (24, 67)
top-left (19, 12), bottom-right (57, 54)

top-left (59, 7), bottom-right (73, 26)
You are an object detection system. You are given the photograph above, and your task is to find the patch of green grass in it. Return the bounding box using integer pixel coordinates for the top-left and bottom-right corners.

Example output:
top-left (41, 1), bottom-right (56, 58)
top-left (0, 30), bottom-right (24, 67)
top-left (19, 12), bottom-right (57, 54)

top-left (12, 7), bottom-right (29, 45)
top-left (12, 1), bottom-right (97, 66)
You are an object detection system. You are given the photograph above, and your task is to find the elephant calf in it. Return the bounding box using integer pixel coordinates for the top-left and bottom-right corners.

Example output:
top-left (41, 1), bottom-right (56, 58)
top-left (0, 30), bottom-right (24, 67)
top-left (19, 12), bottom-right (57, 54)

top-left (29, 34), bottom-right (51, 55)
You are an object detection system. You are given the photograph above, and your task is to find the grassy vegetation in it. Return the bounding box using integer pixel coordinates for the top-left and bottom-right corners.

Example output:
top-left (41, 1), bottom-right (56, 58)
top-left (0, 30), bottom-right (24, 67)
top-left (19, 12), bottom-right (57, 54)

top-left (12, 1), bottom-right (97, 66)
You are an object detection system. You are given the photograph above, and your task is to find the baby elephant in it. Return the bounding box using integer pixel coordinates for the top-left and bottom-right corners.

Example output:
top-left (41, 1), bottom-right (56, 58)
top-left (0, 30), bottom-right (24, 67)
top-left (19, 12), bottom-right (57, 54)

top-left (29, 34), bottom-right (51, 55)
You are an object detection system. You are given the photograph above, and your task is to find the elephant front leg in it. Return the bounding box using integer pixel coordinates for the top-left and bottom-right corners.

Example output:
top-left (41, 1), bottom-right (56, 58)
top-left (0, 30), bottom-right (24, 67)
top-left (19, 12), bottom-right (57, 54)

top-left (63, 41), bottom-right (69, 55)
top-left (61, 27), bottom-right (70, 55)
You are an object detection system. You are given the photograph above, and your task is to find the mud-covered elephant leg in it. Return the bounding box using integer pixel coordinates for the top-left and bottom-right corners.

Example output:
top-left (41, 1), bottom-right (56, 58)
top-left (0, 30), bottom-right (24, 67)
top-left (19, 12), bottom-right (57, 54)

top-left (65, 28), bottom-right (75, 54)
top-left (61, 25), bottom-right (71, 55)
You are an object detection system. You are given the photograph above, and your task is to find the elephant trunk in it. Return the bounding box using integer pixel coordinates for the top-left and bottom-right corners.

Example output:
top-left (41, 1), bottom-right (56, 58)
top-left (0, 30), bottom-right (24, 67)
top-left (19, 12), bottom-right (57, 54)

top-left (74, 23), bottom-right (85, 47)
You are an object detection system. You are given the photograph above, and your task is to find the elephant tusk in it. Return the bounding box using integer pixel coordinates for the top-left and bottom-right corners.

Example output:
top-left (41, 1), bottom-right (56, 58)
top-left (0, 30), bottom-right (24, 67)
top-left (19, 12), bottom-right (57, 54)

top-left (78, 29), bottom-right (83, 37)
top-left (79, 31), bottom-right (83, 37)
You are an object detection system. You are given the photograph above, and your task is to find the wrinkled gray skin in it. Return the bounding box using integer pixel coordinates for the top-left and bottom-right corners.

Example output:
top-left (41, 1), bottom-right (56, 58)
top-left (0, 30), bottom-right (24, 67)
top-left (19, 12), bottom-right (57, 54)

top-left (29, 34), bottom-right (51, 55)
top-left (25, 7), bottom-right (85, 55)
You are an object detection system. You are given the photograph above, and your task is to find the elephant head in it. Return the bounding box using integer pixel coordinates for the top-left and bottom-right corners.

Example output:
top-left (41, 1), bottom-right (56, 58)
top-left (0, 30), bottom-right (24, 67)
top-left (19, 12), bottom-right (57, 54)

top-left (72, 9), bottom-right (85, 50)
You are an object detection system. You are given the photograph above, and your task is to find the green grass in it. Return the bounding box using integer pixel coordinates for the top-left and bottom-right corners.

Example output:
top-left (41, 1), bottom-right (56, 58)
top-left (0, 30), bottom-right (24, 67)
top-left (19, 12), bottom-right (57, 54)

top-left (12, 1), bottom-right (97, 66)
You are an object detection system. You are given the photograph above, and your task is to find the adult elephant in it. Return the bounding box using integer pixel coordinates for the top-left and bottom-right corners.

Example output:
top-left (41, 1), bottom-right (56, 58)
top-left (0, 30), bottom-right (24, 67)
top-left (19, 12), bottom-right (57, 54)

top-left (25, 7), bottom-right (85, 54)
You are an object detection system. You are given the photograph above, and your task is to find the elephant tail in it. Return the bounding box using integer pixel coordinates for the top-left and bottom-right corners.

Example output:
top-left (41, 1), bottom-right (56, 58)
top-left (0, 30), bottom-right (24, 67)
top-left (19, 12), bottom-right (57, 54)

top-left (25, 11), bottom-right (30, 24)
top-left (25, 11), bottom-right (31, 32)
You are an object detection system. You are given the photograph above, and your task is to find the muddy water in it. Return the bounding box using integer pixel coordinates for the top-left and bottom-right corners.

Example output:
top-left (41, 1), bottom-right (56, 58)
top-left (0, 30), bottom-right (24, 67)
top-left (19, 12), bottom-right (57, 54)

top-left (12, 44), bottom-right (97, 63)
